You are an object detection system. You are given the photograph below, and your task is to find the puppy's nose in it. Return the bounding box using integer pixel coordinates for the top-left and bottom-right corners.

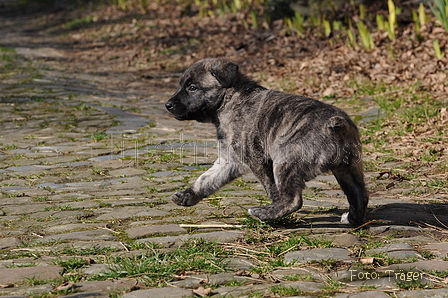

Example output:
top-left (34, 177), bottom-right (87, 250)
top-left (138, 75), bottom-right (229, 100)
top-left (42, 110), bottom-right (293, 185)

top-left (165, 101), bottom-right (174, 111)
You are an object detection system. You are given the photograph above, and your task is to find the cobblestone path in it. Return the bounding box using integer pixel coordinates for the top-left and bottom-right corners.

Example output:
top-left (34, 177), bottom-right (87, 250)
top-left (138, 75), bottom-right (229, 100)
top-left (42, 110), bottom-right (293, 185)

top-left (1, 4), bottom-right (447, 298)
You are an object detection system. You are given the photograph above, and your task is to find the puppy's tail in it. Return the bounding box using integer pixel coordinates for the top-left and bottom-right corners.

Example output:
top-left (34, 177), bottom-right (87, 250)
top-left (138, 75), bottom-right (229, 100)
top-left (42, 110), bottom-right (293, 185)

top-left (326, 115), bottom-right (348, 132)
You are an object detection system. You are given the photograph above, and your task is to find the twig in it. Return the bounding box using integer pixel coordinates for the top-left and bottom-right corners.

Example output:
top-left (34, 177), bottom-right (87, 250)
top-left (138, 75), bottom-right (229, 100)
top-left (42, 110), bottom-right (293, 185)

top-left (411, 221), bottom-right (448, 234)
top-left (278, 245), bottom-right (299, 257)
top-left (222, 243), bottom-right (269, 255)
top-left (31, 232), bottom-right (44, 238)
top-left (179, 224), bottom-right (243, 228)
top-left (100, 226), bottom-right (121, 234)
top-left (350, 219), bottom-right (378, 232)
top-left (432, 212), bottom-right (448, 230)
top-left (119, 241), bottom-right (129, 252)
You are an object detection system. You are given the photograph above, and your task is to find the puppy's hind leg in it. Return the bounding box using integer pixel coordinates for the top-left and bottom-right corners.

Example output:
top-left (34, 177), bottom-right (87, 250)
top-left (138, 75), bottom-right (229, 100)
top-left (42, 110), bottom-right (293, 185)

top-left (332, 163), bottom-right (369, 226)
top-left (249, 163), bottom-right (304, 221)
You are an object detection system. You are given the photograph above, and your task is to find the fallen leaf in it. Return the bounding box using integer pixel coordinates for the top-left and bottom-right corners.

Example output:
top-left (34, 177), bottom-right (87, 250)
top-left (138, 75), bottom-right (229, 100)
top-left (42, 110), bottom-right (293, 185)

top-left (192, 286), bottom-right (212, 297)
top-left (0, 284), bottom-right (14, 288)
top-left (359, 257), bottom-right (375, 264)
top-left (441, 107), bottom-right (447, 123)
top-left (54, 281), bottom-right (74, 291)
top-left (322, 87), bottom-right (334, 97)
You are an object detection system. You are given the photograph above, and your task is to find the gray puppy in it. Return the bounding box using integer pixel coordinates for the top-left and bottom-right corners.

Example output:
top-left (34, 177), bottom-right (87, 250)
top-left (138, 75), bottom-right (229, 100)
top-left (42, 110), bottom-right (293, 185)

top-left (165, 58), bottom-right (368, 225)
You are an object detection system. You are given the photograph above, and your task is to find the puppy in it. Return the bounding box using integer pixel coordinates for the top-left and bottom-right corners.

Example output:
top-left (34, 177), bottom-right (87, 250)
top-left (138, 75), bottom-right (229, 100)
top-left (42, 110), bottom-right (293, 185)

top-left (165, 58), bottom-right (368, 225)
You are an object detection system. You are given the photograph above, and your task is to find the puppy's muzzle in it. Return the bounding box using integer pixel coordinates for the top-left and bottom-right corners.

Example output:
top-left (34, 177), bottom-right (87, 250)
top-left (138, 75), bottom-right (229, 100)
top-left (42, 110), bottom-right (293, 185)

top-left (165, 101), bottom-right (174, 111)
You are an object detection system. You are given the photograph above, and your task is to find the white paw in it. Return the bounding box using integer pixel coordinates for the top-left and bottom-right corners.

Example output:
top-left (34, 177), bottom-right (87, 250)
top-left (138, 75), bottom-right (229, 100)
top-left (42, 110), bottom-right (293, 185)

top-left (341, 212), bottom-right (350, 224)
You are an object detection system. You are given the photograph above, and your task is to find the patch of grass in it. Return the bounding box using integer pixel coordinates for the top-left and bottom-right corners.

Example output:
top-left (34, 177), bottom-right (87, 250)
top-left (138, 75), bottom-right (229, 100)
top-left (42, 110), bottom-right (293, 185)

top-left (91, 131), bottom-right (109, 142)
top-left (24, 276), bottom-right (55, 286)
top-left (396, 277), bottom-right (432, 290)
top-left (74, 102), bottom-right (91, 111)
top-left (268, 236), bottom-right (317, 257)
top-left (283, 274), bottom-right (314, 281)
top-left (146, 185), bottom-right (159, 193)
top-left (219, 278), bottom-right (246, 287)
top-left (44, 205), bottom-right (74, 211)
top-left (424, 269), bottom-right (448, 278)
top-left (93, 238), bottom-right (231, 287)
top-left (1, 144), bottom-right (19, 150)
top-left (5, 262), bottom-right (37, 268)
top-left (54, 257), bottom-right (90, 271)
top-left (309, 258), bottom-right (340, 271)
top-left (247, 292), bottom-right (263, 298)
top-left (63, 15), bottom-right (94, 29)
top-left (270, 284), bottom-right (302, 296)
top-left (57, 245), bottom-right (116, 256)
top-left (324, 279), bottom-right (345, 292)
top-left (420, 250), bottom-right (436, 259)
top-left (139, 150), bottom-right (181, 164)
top-left (91, 167), bottom-right (107, 175)
top-left (364, 251), bottom-right (419, 267)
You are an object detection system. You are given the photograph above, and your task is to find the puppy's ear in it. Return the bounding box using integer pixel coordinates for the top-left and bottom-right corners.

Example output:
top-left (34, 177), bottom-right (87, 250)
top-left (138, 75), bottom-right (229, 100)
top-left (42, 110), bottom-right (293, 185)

top-left (209, 60), bottom-right (239, 88)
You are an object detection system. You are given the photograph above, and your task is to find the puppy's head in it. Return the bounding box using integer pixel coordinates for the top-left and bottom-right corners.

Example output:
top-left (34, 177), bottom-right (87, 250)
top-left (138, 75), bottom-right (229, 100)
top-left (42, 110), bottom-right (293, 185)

top-left (165, 58), bottom-right (238, 122)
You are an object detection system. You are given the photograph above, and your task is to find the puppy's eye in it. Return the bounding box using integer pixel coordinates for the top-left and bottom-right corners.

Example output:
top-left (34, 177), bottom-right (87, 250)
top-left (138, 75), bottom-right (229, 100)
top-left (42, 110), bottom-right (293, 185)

top-left (187, 85), bottom-right (198, 92)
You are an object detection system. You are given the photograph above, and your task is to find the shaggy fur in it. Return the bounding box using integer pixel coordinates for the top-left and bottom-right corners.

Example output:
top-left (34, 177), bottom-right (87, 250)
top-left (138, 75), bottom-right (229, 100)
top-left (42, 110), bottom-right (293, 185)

top-left (165, 58), bottom-right (369, 225)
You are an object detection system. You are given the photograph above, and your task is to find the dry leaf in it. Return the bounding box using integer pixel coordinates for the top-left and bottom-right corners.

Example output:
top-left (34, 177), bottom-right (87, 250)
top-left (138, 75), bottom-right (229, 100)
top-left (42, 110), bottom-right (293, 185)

top-left (54, 281), bottom-right (74, 291)
top-left (0, 284), bottom-right (14, 288)
top-left (359, 257), bottom-right (375, 264)
top-left (440, 108), bottom-right (447, 123)
top-left (192, 286), bottom-right (212, 297)
top-left (322, 87), bottom-right (334, 97)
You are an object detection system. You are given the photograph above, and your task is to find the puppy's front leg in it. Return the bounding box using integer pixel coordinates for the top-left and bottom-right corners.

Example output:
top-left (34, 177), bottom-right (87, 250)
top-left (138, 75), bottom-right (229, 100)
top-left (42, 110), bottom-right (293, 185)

top-left (171, 145), bottom-right (249, 206)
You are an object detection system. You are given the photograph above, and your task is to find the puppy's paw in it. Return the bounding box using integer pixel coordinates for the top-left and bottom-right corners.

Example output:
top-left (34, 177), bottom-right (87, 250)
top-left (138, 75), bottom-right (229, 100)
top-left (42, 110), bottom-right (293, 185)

top-left (248, 206), bottom-right (279, 221)
top-left (341, 212), bottom-right (350, 224)
top-left (171, 188), bottom-right (202, 206)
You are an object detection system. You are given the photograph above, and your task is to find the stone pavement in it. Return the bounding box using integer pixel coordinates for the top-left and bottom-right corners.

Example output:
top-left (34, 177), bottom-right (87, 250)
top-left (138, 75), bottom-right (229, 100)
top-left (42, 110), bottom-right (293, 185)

top-left (1, 5), bottom-right (448, 298)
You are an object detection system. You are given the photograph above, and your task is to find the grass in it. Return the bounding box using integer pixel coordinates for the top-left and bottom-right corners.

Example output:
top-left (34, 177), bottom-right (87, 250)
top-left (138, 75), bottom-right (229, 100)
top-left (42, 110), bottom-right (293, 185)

top-left (92, 238), bottom-right (230, 287)
top-left (283, 274), bottom-right (314, 281)
top-left (54, 257), bottom-right (90, 271)
top-left (270, 284), bottom-right (302, 296)
top-left (91, 131), bottom-right (109, 142)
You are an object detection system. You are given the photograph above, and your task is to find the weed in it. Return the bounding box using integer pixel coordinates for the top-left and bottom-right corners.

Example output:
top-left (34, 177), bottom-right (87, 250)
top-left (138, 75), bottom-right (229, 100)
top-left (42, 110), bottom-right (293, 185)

top-left (74, 103), bottom-right (91, 111)
top-left (424, 269), bottom-right (448, 278)
top-left (430, 0), bottom-right (448, 31)
top-left (95, 238), bottom-right (230, 287)
top-left (220, 278), bottom-right (246, 287)
top-left (2, 144), bottom-right (19, 150)
top-left (91, 131), bottom-right (109, 142)
top-left (283, 274), bottom-right (314, 281)
top-left (324, 279), bottom-right (345, 291)
top-left (285, 11), bottom-right (305, 36)
top-left (310, 258), bottom-right (340, 271)
top-left (385, 0), bottom-right (397, 40)
top-left (357, 21), bottom-right (374, 51)
top-left (24, 276), bottom-right (55, 286)
top-left (147, 185), bottom-right (159, 193)
top-left (247, 292), bottom-right (263, 298)
top-left (271, 285), bottom-right (302, 295)
top-left (58, 245), bottom-right (116, 256)
top-left (5, 262), bottom-right (37, 268)
top-left (396, 278), bottom-right (432, 290)
top-left (433, 39), bottom-right (444, 59)
top-left (92, 167), bottom-right (107, 175)
top-left (420, 250), bottom-right (436, 259)
top-left (54, 257), bottom-right (90, 271)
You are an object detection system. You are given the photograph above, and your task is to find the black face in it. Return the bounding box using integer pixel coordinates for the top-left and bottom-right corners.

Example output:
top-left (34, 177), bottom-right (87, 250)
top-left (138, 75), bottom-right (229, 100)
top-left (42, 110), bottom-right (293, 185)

top-left (165, 59), bottom-right (237, 123)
